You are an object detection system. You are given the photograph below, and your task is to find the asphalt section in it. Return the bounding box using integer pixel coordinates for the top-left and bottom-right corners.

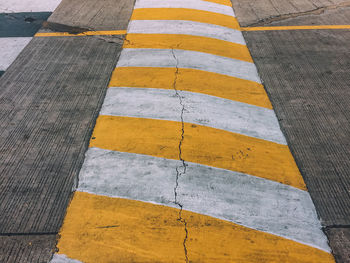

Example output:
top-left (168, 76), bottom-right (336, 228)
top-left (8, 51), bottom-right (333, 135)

top-left (0, 0), bottom-right (134, 262)
top-left (50, 0), bottom-right (334, 262)
top-left (230, 0), bottom-right (350, 262)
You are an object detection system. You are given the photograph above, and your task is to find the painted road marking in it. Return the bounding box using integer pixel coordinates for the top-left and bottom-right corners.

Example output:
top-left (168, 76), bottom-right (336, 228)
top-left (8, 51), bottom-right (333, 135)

top-left (109, 67), bottom-right (272, 108)
top-left (131, 8), bottom-right (240, 30)
top-left (117, 48), bottom-right (261, 83)
top-left (89, 115), bottom-right (305, 189)
top-left (202, 0), bottom-right (232, 5)
top-left (241, 25), bottom-right (350, 31)
top-left (101, 87), bottom-right (286, 144)
top-left (51, 254), bottom-right (82, 263)
top-left (52, 0), bottom-right (335, 261)
top-left (128, 20), bottom-right (246, 44)
top-left (124, 34), bottom-right (252, 62)
top-left (133, 0), bottom-right (235, 16)
top-left (78, 147), bottom-right (329, 251)
top-left (55, 192), bottom-right (334, 263)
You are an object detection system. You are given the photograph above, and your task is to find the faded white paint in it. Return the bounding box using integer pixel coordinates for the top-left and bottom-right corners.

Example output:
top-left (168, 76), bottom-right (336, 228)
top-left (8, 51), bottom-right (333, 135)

top-left (0, 0), bottom-right (61, 12)
top-left (51, 254), bottom-right (83, 263)
top-left (127, 20), bottom-right (246, 45)
top-left (78, 148), bottom-right (330, 252)
top-left (134, 0), bottom-right (235, 17)
top-left (117, 48), bottom-right (261, 83)
top-left (0, 37), bottom-right (31, 71)
top-left (101, 87), bottom-right (287, 144)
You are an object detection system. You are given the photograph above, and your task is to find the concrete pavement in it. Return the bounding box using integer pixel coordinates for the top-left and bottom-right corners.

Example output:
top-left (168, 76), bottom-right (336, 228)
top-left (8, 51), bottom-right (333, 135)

top-left (229, 0), bottom-right (350, 261)
top-left (0, 0), bottom-right (348, 262)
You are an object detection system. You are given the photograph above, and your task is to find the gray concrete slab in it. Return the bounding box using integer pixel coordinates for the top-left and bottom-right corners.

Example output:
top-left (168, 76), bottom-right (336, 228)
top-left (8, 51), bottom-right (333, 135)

top-left (231, 0), bottom-right (350, 26)
top-left (0, 234), bottom-right (56, 263)
top-left (0, 36), bottom-right (123, 234)
top-left (47, 0), bottom-right (135, 31)
top-left (242, 28), bottom-right (350, 227)
top-left (234, 1), bottom-right (350, 259)
top-left (325, 228), bottom-right (350, 263)
top-left (0, 0), bottom-right (135, 260)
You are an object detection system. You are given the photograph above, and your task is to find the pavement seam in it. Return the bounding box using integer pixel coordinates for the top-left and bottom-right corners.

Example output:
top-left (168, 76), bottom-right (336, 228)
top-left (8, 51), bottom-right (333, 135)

top-left (244, 0), bottom-right (350, 27)
top-left (171, 47), bottom-right (189, 263)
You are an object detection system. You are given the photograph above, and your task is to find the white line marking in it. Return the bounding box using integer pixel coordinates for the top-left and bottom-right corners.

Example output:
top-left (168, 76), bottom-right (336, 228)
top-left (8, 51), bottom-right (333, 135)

top-left (117, 48), bottom-right (261, 83)
top-left (134, 0), bottom-right (235, 17)
top-left (0, 37), bottom-right (31, 71)
top-left (102, 87), bottom-right (286, 144)
top-left (127, 20), bottom-right (246, 45)
top-left (78, 148), bottom-right (331, 253)
top-left (50, 254), bottom-right (83, 263)
top-left (0, 0), bottom-right (61, 12)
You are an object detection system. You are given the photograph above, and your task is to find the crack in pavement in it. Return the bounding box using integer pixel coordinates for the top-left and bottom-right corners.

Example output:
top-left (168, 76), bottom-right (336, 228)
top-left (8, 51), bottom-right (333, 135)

top-left (171, 48), bottom-right (189, 263)
top-left (247, 0), bottom-right (350, 26)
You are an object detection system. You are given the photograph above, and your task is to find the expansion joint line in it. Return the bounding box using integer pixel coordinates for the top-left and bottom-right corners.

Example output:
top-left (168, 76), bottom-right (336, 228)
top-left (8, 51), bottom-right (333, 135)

top-left (171, 48), bottom-right (189, 263)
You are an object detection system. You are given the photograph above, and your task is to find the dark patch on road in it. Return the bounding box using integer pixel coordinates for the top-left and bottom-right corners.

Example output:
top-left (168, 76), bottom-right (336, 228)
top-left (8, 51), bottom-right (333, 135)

top-left (0, 12), bottom-right (52, 37)
top-left (42, 21), bottom-right (90, 34)
top-left (0, 71), bottom-right (4, 77)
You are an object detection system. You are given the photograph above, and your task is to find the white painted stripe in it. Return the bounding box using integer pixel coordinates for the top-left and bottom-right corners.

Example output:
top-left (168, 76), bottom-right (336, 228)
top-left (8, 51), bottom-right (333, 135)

top-left (134, 0), bottom-right (235, 17)
top-left (78, 148), bottom-right (330, 252)
top-left (127, 20), bottom-right (246, 45)
top-left (117, 48), bottom-right (261, 83)
top-left (0, 37), bottom-right (32, 71)
top-left (101, 87), bottom-right (286, 144)
top-left (0, 0), bottom-right (61, 12)
top-left (51, 254), bottom-right (82, 263)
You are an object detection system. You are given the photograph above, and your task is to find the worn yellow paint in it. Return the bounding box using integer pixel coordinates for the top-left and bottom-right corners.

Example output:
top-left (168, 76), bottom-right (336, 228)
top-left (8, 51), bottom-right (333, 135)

top-left (202, 0), bottom-right (232, 6)
top-left (35, 30), bottom-right (126, 37)
top-left (57, 192), bottom-right (334, 263)
top-left (241, 25), bottom-right (350, 31)
top-left (124, 33), bottom-right (253, 62)
top-left (131, 8), bottom-right (241, 30)
top-left (90, 116), bottom-right (306, 189)
top-left (109, 67), bottom-right (272, 109)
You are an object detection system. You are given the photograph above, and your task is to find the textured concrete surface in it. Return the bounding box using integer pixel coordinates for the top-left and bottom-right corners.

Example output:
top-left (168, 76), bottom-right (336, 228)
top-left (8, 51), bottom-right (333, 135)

top-left (242, 26), bottom-right (350, 225)
top-left (230, 0), bottom-right (350, 26)
top-left (48, 0), bottom-right (135, 31)
top-left (231, 0), bottom-right (350, 261)
top-left (0, 0), bottom-right (134, 262)
top-left (325, 228), bottom-right (350, 263)
top-left (0, 36), bottom-right (123, 234)
top-left (0, 235), bottom-right (57, 262)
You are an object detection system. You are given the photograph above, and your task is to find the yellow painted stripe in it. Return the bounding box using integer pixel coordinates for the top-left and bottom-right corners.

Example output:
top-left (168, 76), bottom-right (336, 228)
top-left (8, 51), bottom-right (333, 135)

top-left (131, 8), bottom-right (241, 30)
top-left (90, 116), bottom-right (305, 189)
top-left (241, 25), bottom-right (350, 31)
top-left (202, 0), bottom-right (232, 6)
top-left (57, 192), bottom-right (334, 263)
top-left (35, 30), bottom-right (127, 37)
top-left (124, 33), bottom-right (253, 62)
top-left (110, 67), bottom-right (272, 109)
